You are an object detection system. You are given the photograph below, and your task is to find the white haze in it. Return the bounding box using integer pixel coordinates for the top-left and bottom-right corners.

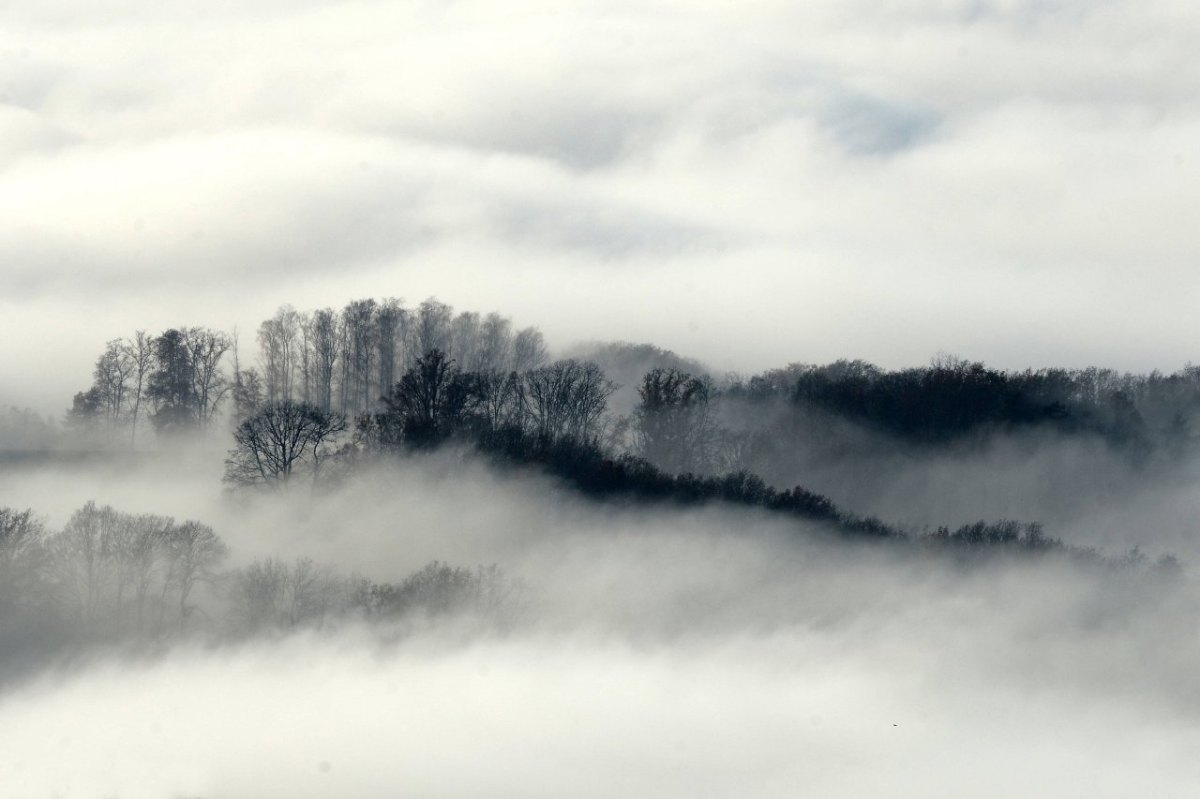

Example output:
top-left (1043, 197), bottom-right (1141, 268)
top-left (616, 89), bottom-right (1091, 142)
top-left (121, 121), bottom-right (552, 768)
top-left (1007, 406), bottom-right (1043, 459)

top-left (2, 452), bottom-right (1199, 796)
top-left (4, 0), bottom-right (1200, 410)
top-left (2, 0), bottom-right (1198, 794)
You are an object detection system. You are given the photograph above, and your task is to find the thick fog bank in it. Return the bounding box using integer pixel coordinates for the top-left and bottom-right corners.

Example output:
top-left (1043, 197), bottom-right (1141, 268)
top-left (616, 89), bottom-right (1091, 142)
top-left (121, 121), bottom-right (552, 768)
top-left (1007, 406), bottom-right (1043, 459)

top-left (713, 416), bottom-right (1200, 562)
top-left (3, 448), bottom-right (1199, 796)
top-left (2, 591), bottom-right (1198, 798)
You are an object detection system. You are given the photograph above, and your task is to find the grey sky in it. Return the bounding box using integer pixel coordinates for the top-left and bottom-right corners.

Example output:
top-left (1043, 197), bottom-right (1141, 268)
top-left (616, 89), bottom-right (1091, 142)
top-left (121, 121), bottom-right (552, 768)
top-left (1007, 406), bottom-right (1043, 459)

top-left (2, 0), bottom-right (1198, 410)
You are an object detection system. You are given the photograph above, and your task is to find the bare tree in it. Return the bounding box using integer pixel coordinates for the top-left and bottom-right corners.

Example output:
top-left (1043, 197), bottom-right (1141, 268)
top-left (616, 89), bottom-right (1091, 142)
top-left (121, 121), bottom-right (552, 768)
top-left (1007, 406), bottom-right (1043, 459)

top-left (512, 327), bottom-right (549, 373)
top-left (517, 360), bottom-right (615, 442)
top-left (476, 369), bottom-right (521, 432)
top-left (0, 508), bottom-right (47, 615)
top-left (47, 501), bottom-right (120, 628)
top-left (476, 312), bottom-right (514, 372)
top-left (450, 311), bottom-right (481, 370)
top-left (375, 298), bottom-right (406, 404)
top-left (298, 310), bottom-right (314, 404)
top-left (340, 299), bottom-right (377, 413)
top-left (258, 306), bottom-right (302, 404)
top-left (310, 308), bottom-right (339, 412)
top-left (224, 401), bottom-right (348, 489)
top-left (93, 339), bottom-right (134, 439)
top-left (162, 520), bottom-right (227, 628)
top-left (125, 513), bottom-right (171, 633)
top-left (415, 297), bottom-right (452, 358)
top-left (229, 557), bottom-right (341, 632)
top-left (185, 327), bottom-right (232, 431)
top-left (228, 558), bottom-right (287, 632)
top-left (377, 350), bottom-right (473, 447)
top-left (122, 331), bottom-right (154, 447)
top-left (633, 368), bottom-right (716, 474)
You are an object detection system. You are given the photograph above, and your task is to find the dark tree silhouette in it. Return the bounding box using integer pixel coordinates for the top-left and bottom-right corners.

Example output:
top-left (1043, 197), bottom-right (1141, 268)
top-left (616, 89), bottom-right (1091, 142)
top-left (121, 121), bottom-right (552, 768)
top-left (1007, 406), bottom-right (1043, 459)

top-left (633, 367), bottom-right (715, 474)
top-left (147, 329), bottom-right (198, 433)
top-left (516, 359), bottom-right (614, 444)
top-left (375, 349), bottom-right (474, 448)
top-left (224, 401), bottom-right (347, 489)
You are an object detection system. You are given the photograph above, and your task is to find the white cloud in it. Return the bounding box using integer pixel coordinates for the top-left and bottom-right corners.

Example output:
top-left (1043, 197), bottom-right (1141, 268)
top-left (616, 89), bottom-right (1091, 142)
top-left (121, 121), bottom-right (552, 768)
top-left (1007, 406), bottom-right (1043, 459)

top-left (2, 0), bottom-right (1198, 410)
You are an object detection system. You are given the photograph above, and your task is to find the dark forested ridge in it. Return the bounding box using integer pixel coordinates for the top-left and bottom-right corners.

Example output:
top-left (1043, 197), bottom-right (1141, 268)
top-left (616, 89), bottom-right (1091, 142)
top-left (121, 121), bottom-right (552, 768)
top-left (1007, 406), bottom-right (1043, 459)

top-left (728, 356), bottom-right (1199, 453)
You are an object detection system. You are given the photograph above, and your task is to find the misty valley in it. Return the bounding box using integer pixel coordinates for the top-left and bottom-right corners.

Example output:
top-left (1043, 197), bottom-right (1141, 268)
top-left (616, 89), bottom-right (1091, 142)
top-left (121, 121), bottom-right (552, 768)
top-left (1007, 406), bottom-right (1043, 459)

top-left (8, 0), bottom-right (1200, 793)
top-left (2, 297), bottom-right (1199, 797)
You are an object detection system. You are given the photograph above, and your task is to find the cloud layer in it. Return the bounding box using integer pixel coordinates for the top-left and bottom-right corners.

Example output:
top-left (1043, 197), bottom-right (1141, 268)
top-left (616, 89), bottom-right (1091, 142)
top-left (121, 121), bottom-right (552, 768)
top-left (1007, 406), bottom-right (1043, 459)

top-left (3, 0), bottom-right (1198, 405)
top-left (2, 453), bottom-right (1199, 797)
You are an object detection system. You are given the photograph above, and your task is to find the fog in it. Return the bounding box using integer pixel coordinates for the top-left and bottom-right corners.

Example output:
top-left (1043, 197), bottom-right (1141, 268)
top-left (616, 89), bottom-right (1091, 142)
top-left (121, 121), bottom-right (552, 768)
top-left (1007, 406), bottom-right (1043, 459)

top-left (726, 417), bottom-right (1200, 562)
top-left (4, 0), bottom-right (1199, 793)
top-left (3, 449), bottom-right (1199, 796)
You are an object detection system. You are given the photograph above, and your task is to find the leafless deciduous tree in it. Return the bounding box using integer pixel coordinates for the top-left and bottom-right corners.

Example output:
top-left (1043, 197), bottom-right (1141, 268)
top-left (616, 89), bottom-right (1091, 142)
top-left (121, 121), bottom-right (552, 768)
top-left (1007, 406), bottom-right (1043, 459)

top-left (375, 298), bottom-right (405, 405)
top-left (451, 311), bottom-right (481, 370)
top-left (376, 349), bottom-right (474, 447)
top-left (633, 368), bottom-right (716, 474)
top-left (258, 306), bottom-right (301, 404)
top-left (476, 312), bottom-right (514, 372)
top-left (45, 503), bottom-right (227, 634)
top-left (476, 369), bottom-right (521, 432)
top-left (340, 298), bottom-right (377, 414)
top-left (162, 520), bottom-right (227, 628)
top-left (0, 508), bottom-right (47, 615)
top-left (512, 326), bottom-right (549, 373)
top-left (185, 326), bottom-right (232, 431)
top-left (224, 401), bottom-right (347, 489)
top-left (228, 557), bottom-right (342, 633)
top-left (309, 308), bottom-right (339, 412)
top-left (517, 360), bottom-right (615, 442)
top-left (349, 562), bottom-right (526, 627)
top-left (93, 339), bottom-right (134, 438)
top-left (122, 330), bottom-right (154, 446)
top-left (415, 297), bottom-right (452, 359)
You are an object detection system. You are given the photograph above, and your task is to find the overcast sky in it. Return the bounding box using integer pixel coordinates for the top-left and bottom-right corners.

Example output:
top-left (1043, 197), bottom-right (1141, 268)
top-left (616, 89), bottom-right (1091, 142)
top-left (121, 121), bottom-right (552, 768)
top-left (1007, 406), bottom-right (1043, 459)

top-left (3, 0), bottom-right (1198, 410)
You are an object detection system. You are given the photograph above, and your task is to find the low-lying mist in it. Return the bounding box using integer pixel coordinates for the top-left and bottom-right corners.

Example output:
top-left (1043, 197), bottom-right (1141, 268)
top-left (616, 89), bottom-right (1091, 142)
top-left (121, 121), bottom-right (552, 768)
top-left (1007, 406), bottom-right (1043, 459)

top-left (743, 421), bottom-right (1200, 562)
top-left (2, 447), bottom-right (1198, 796)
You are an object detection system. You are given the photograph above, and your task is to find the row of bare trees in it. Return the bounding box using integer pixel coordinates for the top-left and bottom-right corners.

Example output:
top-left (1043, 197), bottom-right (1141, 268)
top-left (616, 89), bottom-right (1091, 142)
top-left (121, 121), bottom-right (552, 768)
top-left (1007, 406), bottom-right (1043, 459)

top-left (0, 505), bottom-right (525, 652)
top-left (0, 503), bottom-right (226, 637)
top-left (228, 560), bottom-right (525, 633)
top-left (248, 298), bottom-right (550, 419)
top-left (221, 349), bottom-right (618, 489)
top-left (65, 297), bottom-right (551, 447)
top-left (362, 350), bottom-right (618, 451)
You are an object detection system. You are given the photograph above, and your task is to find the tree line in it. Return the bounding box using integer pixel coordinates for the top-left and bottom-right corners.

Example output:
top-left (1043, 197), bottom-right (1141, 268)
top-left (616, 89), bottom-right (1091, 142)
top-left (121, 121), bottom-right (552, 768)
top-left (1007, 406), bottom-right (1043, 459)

top-left (57, 304), bottom-right (1199, 570)
top-left (219, 350), bottom-right (1182, 577)
top-left (726, 356), bottom-right (1200, 454)
top-left (64, 297), bottom-right (549, 445)
top-left (64, 298), bottom-right (1200, 470)
top-left (0, 503), bottom-right (525, 675)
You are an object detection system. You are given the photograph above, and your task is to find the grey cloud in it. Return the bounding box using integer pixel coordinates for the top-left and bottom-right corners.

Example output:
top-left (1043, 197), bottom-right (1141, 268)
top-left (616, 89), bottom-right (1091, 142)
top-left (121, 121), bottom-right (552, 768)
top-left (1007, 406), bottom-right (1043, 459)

top-left (3, 0), bottom-right (1200, 403)
top-left (3, 453), bottom-right (1200, 795)
top-left (820, 93), bottom-right (942, 156)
